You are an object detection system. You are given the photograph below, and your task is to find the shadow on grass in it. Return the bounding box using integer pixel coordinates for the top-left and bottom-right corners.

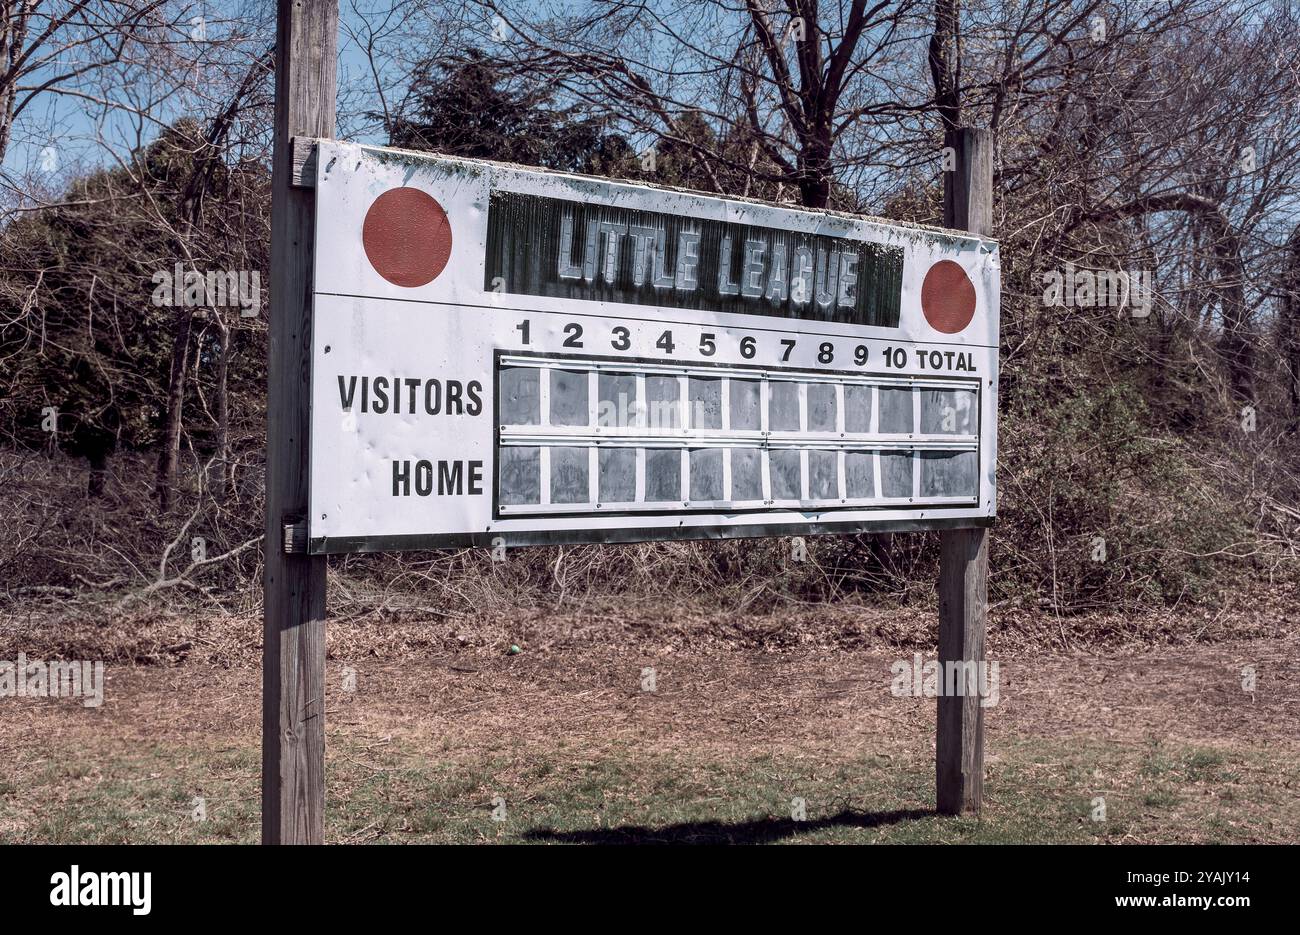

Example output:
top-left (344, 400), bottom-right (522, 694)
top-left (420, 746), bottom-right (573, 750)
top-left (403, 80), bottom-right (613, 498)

top-left (523, 808), bottom-right (933, 844)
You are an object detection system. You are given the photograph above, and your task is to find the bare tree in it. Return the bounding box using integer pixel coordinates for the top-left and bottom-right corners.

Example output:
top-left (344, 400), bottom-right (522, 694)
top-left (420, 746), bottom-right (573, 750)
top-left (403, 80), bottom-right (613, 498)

top-left (153, 45), bottom-right (272, 510)
top-left (478, 0), bottom-right (926, 208)
top-left (0, 1), bottom-right (171, 167)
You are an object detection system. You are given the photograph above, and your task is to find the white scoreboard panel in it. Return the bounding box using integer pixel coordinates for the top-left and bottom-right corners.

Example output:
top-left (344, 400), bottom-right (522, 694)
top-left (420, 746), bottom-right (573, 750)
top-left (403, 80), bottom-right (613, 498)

top-left (307, 141), bottom-right (999, 553)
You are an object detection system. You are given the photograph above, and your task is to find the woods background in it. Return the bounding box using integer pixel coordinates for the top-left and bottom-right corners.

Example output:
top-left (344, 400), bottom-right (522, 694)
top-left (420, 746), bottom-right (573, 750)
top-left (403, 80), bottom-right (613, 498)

top-left (1, 0), bottom-right (1297, 645)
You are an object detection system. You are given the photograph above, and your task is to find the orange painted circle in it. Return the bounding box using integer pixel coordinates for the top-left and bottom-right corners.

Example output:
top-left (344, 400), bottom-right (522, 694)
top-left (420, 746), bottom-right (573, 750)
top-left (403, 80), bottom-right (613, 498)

top-left (362, 187), bottom-right (452, 287)
top-left (920, 260), bottom-right (977, 334)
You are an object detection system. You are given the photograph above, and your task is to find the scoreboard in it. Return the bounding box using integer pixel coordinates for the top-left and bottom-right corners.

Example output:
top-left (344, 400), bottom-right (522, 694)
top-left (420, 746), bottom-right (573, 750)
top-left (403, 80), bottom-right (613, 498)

top-left (306, 141), bottom-right (999, 552)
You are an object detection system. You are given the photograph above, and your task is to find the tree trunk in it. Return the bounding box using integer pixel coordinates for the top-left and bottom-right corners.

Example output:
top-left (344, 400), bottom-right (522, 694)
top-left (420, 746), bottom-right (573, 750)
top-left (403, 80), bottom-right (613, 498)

top-left (928, 0), bottom-right (961, 134)
top-left (214, 315), bottom-right (230, 497)
top-left (796, 131), bottom-right (833, 208)
top-left (87, 449), bottom-right (108, 498)
top-left (0, 3), bottom-right (34, 166)
top-left (156, 306), bottom-right (194, 510)
top-left (1213, 225), bottom-right (1253, 402)
top-left (1282, 226), bottom-right (1300, 430)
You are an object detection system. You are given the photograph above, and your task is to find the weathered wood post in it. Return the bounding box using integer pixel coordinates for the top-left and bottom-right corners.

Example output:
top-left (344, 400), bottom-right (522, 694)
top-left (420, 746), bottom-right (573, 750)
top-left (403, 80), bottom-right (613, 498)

top-left (936, 127), bottom-right (993, 815)
top-left (263, 0), bottom-right (338, 845)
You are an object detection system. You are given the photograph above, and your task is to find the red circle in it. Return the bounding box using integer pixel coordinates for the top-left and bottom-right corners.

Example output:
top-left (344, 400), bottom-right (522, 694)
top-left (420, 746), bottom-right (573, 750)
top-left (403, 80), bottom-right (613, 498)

top-left (362, 187), bottom-right (452, 287)
top-left (920, 260), bottom-right (977, 334)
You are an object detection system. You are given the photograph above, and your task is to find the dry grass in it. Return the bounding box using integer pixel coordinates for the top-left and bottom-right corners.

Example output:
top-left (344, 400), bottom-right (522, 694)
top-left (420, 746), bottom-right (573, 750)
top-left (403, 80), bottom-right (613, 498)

top-left (2, 579), bottom-right (1294, 671)
top-left (1, 627), bottom-right (1296, 844)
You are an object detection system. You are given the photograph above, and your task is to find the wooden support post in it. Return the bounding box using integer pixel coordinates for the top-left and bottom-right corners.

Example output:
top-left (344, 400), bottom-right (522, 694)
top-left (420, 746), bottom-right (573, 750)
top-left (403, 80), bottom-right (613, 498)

top-left (263, 0), bottom-right (338, 845)
top-left (936, 527), bottom-right (989, 814)
top-left (937, 127), bottom-right (993, 815)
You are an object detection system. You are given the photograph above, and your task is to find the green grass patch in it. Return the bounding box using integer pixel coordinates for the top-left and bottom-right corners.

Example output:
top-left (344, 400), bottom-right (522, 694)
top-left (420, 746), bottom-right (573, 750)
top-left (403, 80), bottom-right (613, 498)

top-left (1, 733), bottom-right (1293, 844)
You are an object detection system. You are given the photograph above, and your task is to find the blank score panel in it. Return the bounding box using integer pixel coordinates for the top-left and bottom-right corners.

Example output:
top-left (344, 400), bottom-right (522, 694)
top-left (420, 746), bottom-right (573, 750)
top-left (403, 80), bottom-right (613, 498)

top-left (495, 354), bottom-right (979, 516)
